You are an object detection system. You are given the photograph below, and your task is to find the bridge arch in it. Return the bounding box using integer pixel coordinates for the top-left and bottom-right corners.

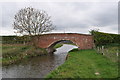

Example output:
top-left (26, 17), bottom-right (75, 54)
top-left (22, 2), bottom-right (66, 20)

top-left (46, 39), bottom-right (79, 53)
top-left (34, 33), bottom-right (94, 53)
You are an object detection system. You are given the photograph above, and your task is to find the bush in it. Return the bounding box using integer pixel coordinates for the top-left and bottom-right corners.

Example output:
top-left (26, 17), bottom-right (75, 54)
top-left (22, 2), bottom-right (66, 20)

top-left (89, 30), bottom-right (120, 46)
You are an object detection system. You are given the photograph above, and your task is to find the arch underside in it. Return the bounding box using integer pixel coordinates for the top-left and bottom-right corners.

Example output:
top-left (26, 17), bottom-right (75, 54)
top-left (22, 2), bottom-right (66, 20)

top-left (46, 39), bottom-right (78, 53)
top-left (48, 39), bottom-right (78, 49)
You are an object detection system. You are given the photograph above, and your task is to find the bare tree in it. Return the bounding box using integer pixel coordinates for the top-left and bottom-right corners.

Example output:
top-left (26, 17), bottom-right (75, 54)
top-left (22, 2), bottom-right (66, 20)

top-left (13, 7), bottom-right (55, 36)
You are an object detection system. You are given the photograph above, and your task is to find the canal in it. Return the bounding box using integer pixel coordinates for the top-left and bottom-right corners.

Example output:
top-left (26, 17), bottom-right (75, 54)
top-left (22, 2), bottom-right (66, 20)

top-left (2, 44), bottom-right (78, 78)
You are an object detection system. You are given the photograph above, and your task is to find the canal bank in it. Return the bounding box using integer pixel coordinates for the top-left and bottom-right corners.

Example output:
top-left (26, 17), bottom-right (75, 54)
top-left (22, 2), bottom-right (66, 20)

top-left (2, 44), bottom-right (48, 66)
top-left (2, 43), bottom-right (65, 66)
top-left (2, 44), bottom-right (77, 78)
top-left (46, 49), bottom-right (118, 78)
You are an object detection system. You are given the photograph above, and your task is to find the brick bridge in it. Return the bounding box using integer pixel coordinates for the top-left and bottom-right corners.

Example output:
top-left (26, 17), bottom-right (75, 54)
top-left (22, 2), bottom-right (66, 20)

top-left (34, 33), bottom-right (94, 53)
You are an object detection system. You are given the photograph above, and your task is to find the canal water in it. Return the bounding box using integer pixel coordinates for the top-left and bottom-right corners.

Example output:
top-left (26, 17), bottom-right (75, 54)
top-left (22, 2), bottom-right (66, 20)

top-left (2, 44), bottom-right (78, 78)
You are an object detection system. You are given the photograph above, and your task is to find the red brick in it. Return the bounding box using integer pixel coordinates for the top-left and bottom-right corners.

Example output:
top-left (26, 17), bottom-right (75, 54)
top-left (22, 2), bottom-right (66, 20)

top-left (34, 33), bottom-right (94, 49)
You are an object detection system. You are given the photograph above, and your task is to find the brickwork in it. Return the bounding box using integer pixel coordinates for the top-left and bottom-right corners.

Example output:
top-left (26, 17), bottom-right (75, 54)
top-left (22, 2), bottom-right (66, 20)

top-left (34, 33), bottom-right (94, 50)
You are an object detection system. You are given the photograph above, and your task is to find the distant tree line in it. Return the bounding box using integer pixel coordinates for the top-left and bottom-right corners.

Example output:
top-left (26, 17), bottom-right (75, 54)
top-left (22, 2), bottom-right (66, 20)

top-left (2, 35), bottom-right (31, 44)
top-left (90, 30), bottom-right (120, 46)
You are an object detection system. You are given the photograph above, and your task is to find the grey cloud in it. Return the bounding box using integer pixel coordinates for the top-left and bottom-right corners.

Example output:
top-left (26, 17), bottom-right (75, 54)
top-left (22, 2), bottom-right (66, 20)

top-left (92, 9), bottom-right (117, 27)
top-left (89, 3), bottom-right (117, 27)
top-left (0, 2), bottom-right (118, 35)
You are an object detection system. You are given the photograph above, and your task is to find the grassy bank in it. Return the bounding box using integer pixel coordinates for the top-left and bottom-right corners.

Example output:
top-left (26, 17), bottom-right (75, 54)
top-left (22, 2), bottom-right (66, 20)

top-left (53, 43), bottom-right (76, 49)
top-left (54, 43), bottom-right (63, 49)
top-left (1, 44), bottom-right (47, 66)
top-left (46, 49), bottom-right (118, 78)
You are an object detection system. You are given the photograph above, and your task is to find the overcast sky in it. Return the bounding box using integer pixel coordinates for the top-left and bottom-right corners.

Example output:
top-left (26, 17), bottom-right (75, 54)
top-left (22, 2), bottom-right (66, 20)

top-left (0, 0), bottom-right (119, 35)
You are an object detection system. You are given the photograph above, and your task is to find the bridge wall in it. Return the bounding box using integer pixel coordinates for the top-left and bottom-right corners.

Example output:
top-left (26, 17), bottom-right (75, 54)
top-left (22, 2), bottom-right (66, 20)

top-left (34, 33), bottom-right (94, 50)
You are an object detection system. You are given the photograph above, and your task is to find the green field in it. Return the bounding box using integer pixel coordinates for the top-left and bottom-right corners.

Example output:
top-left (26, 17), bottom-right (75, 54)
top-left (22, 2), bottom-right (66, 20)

top-left (1, 44), bottom-right (47, 66)
top-left (46, 49), bottom-right (118, 78)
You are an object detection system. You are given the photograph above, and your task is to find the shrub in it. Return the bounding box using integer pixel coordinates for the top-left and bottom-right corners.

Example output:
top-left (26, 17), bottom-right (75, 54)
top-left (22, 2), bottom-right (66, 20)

top-left (89, 30), bottom-right (120, 46)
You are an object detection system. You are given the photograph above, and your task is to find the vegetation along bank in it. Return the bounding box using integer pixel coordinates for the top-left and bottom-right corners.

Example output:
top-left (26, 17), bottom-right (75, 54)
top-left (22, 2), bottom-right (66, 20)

top-left (46, 31), bottom-right (119, 78)
top-left (1, 44), bottom-right (47, 66)
top-left (46, 49), bottom-right (118, 78)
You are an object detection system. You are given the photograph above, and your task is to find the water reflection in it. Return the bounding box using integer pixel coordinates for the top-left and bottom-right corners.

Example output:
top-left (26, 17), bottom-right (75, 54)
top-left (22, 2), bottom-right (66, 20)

top-left (2, 44), bottom-right (78, 78)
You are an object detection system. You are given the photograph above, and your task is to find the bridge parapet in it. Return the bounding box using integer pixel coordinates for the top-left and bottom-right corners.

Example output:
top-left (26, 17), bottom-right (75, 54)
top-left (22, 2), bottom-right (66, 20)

top-left (34, 33), bottom-right (94, 53)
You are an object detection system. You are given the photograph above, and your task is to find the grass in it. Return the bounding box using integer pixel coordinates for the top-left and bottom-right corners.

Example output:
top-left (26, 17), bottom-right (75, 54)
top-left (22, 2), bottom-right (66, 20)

top-left (2, 44), bottom-right (47, 66)
top-left (53, 43), bottom-right (63, 49)
top-left (46, 49), bottom-right (118, 78)
top-left (53, 43), bottom-right (76, 49)
top-left (95, 44), bottom-right (119, 62)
